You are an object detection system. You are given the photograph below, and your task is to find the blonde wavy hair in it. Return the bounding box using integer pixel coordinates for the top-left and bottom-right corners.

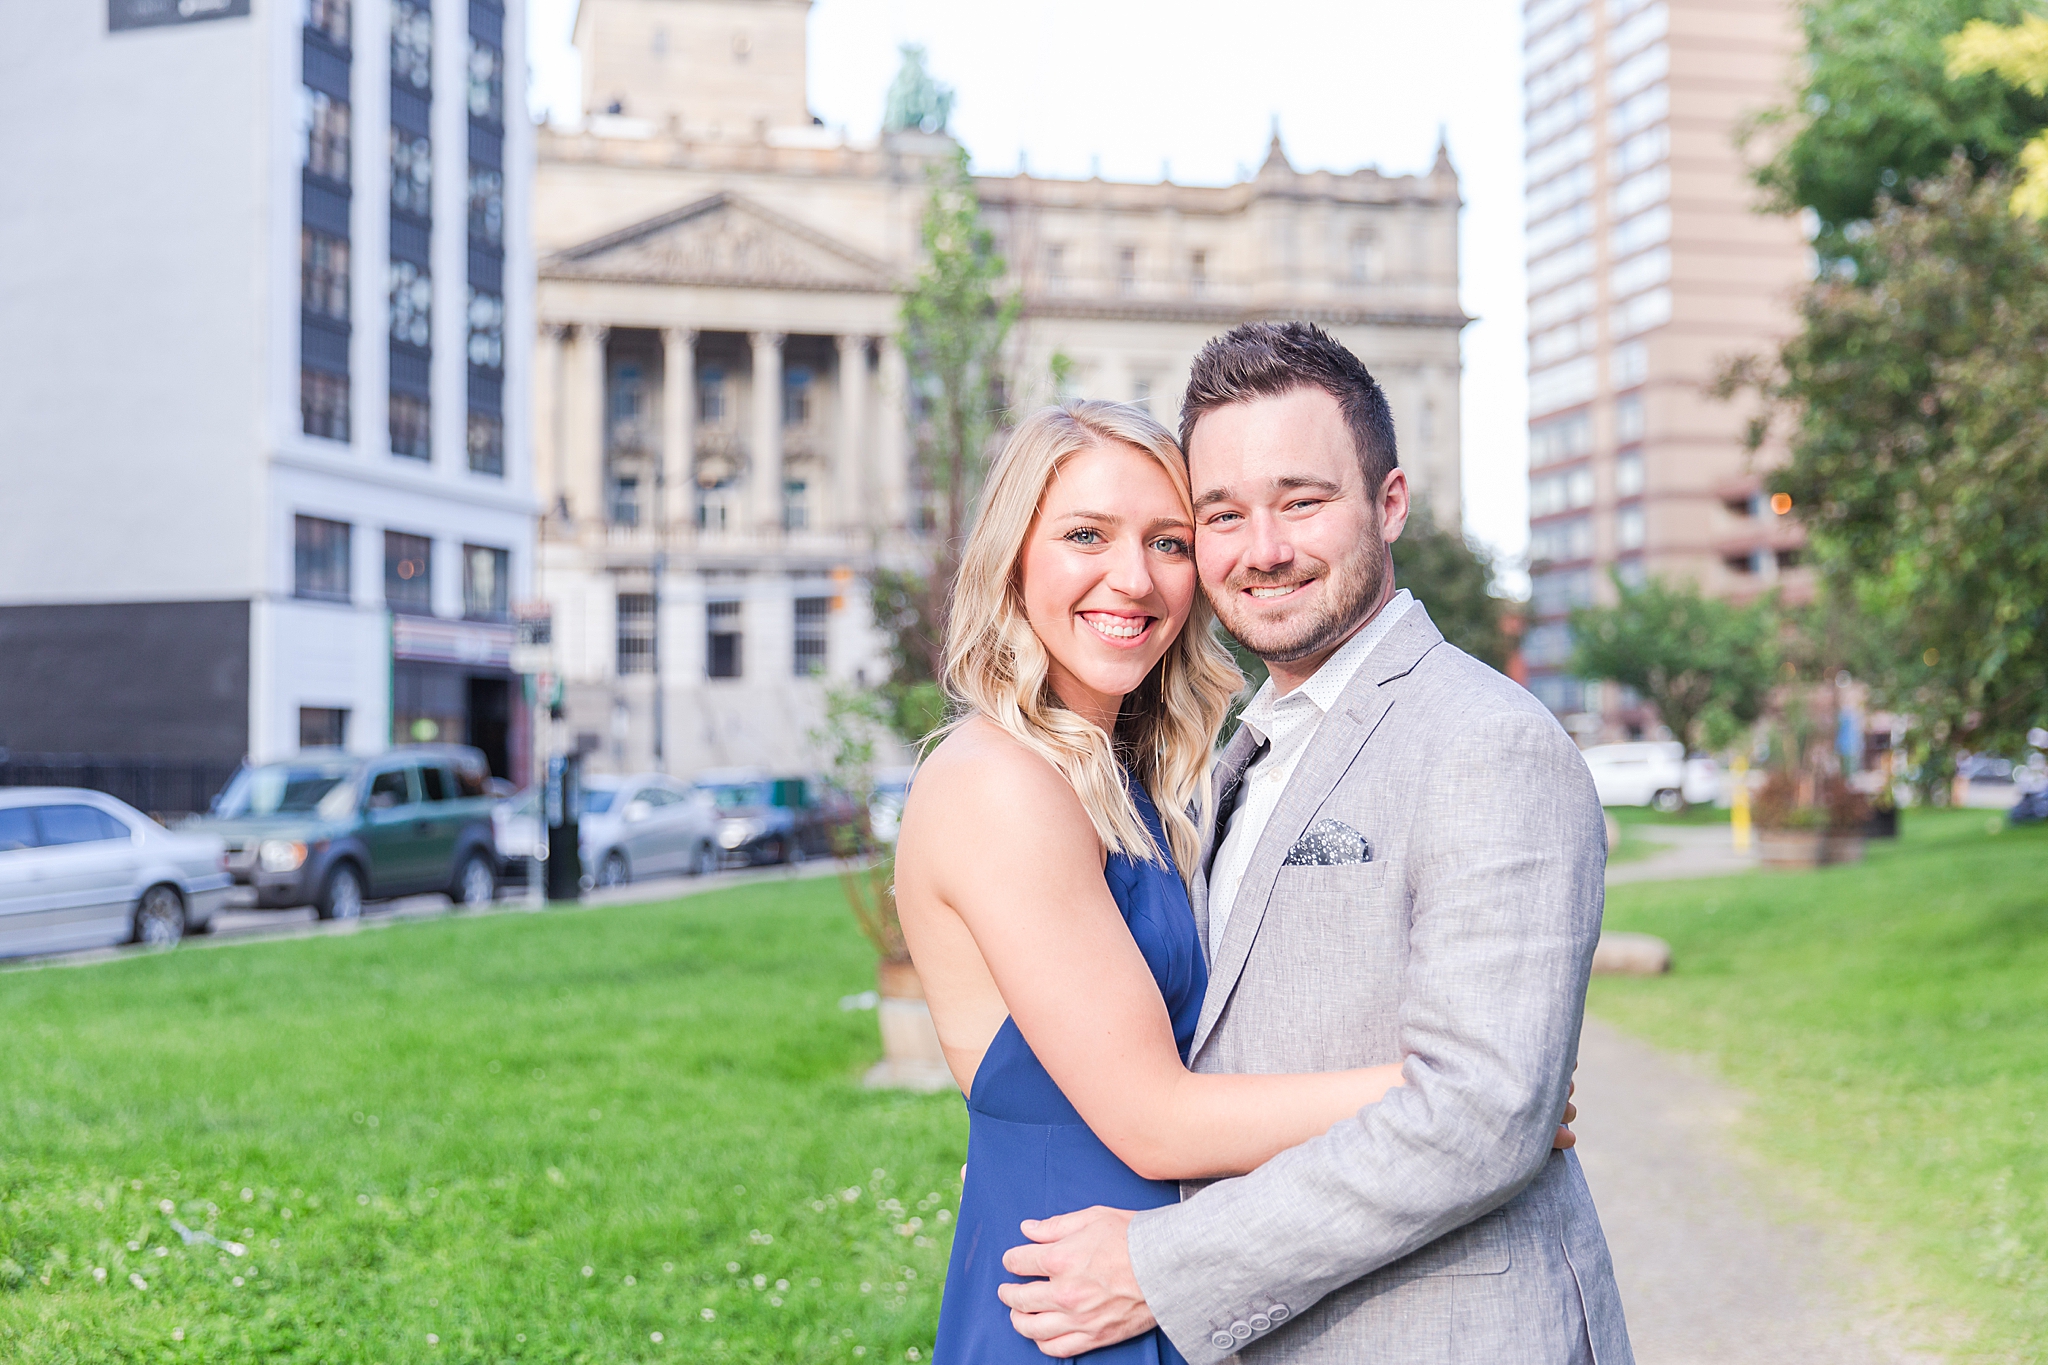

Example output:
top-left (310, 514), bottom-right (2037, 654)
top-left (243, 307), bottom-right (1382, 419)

top-left (941, 401), bottom-right (1242, 879)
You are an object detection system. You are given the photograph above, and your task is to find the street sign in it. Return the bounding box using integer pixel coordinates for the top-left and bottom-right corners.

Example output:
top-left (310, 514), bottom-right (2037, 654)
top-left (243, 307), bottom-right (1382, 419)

top-left (511, 608), bottom-right (555, 675)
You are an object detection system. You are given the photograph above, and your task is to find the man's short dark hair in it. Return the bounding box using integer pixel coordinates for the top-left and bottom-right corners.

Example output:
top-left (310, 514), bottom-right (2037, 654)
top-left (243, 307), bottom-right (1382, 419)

top-left (1178, 321), bottom-right (1399, 491)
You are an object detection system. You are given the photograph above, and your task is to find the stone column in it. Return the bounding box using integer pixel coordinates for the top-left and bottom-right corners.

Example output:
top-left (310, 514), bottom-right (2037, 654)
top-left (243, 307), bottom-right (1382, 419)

top-left (534, 323), bottom-right (566, 516)
top-left (571, 323), bottom-right (610, 528)
top-left (876, 336), bottom-right (910, 531)
top-left (833, 334), bottom-right (868, 531)
top-left (749, 330), bottom-right (785, 534)
top-left (661, 327), bottom-right (697, 534)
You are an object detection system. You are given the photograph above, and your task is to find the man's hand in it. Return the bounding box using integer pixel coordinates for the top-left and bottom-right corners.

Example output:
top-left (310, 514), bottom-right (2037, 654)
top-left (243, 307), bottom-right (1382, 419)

top-left (997, 1206), bottom-right (1155, 1357)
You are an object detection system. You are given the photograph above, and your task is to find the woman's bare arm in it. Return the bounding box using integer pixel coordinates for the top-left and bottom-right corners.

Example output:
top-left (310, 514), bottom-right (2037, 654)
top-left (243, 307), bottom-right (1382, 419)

top-left (899, 726), bottom-right (1407, 1183)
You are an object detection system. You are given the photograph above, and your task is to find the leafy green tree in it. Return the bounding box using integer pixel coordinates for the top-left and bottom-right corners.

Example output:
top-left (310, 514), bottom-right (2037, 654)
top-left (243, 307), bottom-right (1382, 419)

top-left (1948, 13), bottom-right (2048, 214)
top-left (1734, 163), bottom-right (2048, 772)
top-left (1569, 576), bottom-right (1780, 754)
top-left (1392, 509), bottom-right (1518, 674)
top-left (1750, 0), bottom-right (2048, 260)
top-left (869, 148), bottom-right (1019, 743)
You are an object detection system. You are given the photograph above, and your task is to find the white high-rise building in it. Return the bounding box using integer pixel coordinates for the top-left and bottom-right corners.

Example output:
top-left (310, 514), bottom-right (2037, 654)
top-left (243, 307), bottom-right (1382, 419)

top-left (1, 0), bottom-right (537, 797)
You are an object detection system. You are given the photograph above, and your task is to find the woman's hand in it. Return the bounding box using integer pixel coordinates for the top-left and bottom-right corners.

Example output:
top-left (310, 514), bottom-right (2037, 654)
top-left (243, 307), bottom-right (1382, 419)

top-left (1552, 1080), bottom-right (1578, 1151)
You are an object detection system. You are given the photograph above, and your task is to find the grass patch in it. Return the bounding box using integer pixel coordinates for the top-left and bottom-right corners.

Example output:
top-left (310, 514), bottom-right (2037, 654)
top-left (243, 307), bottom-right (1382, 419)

top-left (1592, 810), bottom-right (2048, 1358)
top-left (1605, 804), bottom-right (1730, 827)
top-left (0, 879), bottom-right (964, 1363)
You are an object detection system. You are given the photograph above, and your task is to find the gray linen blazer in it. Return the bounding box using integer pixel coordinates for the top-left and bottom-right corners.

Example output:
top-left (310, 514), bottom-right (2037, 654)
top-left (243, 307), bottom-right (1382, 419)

top-left (1127, 604), bottom-right (1632, 1365)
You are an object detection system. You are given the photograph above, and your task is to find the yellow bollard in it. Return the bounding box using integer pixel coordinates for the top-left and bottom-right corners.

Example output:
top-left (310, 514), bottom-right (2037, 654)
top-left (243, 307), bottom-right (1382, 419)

top-left (1730, 755), bottom-right (1753, 853)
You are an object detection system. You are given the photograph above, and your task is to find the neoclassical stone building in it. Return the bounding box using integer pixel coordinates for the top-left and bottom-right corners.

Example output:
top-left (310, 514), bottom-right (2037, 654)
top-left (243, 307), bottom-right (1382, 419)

top-left (535, 0), bottom-right (1466, 776)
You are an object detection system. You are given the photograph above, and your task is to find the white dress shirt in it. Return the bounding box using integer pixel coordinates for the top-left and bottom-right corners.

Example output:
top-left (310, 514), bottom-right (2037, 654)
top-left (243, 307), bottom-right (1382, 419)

top-left (1206, 590), bottom-right (1414, 955)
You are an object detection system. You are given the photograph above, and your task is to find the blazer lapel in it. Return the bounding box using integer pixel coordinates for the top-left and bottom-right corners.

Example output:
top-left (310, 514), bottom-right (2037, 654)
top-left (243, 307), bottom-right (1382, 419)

top-left (1193, 723), bottom-right (1265, 958)
top-left (1189, 605), bottom-right (1446, 1058)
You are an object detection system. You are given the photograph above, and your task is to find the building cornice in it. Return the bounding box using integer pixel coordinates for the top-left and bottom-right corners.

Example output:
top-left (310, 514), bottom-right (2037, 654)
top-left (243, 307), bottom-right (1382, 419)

top-left (1019, 299), bottom-right (1472, 329)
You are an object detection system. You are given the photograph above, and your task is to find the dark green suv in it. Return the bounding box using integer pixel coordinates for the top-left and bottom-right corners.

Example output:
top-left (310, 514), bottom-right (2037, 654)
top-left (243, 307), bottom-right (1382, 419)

top-left (195, 745), bottom-right (500, 920)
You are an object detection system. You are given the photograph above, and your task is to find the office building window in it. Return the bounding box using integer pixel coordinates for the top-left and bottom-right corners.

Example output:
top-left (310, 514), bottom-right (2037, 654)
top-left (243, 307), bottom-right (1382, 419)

top-left (1349, 232), bottom-right (1379, 284)
top-left (1117, 246), bottom-right (1138, 295)
top-left (301, 369), bottom-right (350, 441)
top-left (1531, 567), bottom-right (1595, 617)
top-left (783, 367), bottom-right (813, 426)
top-left (301, 229), bottom-right (350, 321)
top-left (390, 392), bottom-right (431, 459)
top-left (390, 129), bottom-right (432, 216)
top-left (783, 479), bottom-right (808, 532)
top-left (467, 411), bottom-right (504, 476)
top-left (467, 165), bottom-right (503, 245)
top-left (467, 36), bottom-right (504, 123)
top-left (463, 544), bottom-right (509, 620)
top-left (384, 531), bottom-right (433, 614)
top-left (389, 260), bottom-right (431, 347)
top-left (706, 600), bottom-right (742, 679)
top-left (617, 593), bottom-right (656, 675)
top-left (301, 89), bottom-right (351, 182)
top-left (1046, 244), bottom-right (1066, 293)
top-left (304, 0), bottom-right (349, 45)
top-left (793, 597), bottom-right (829, 677)
top-left (466, 287), bottom-right (504, 368)
top-left (1529, 515), bottom-right (1594, 566)
top-left (696, 480), bottom-right (736, 532)
top-left (611, 476), bottom-right (641, 528)
top-left (294, 515), bottom-right (352, 601)
top-left (1614, 392), bottom-right (1647, 444)
top-left (1615, 504), bottom-right (1647, 552)
top-left (1189, 249), bottom-right (1208, 297)
top-left (391, 0), bottom-right (432, 90)
top-left (1615, 449), bottom-right (1645, 497)
top-left (300, 706), bottom-right (349, 748)
top-left (699, 368), bottom-right (727, 423)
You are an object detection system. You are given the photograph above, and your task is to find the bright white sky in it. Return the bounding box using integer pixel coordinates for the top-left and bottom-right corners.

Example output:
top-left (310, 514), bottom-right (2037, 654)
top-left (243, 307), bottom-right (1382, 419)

top-left (526, 0), bottom-right (1533, 583)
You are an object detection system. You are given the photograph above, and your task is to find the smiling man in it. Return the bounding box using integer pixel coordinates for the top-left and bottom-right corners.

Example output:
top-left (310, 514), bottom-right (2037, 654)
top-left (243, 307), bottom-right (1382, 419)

top-left (998, 322), bottom-right (1633, 1365)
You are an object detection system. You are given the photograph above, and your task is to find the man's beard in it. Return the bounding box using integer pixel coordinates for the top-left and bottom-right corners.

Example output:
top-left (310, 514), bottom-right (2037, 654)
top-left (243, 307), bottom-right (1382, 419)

top-left (1211, 535), bottom-right (1390, 665)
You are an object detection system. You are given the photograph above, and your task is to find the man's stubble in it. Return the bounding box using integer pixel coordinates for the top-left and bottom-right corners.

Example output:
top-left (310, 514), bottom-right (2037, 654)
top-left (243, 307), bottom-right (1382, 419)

top-left (1208, 513), bottom-right (1391, 666)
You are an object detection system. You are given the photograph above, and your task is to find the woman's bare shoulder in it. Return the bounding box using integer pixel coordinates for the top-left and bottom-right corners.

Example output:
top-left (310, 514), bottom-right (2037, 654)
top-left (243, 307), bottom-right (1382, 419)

top-left (905, 718), bottom-right (1089, 835)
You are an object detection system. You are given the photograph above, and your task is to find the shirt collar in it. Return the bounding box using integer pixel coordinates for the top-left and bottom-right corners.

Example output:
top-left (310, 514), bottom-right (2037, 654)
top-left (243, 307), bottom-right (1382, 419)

top-left (1235, 590), bottom-right (1416, 743)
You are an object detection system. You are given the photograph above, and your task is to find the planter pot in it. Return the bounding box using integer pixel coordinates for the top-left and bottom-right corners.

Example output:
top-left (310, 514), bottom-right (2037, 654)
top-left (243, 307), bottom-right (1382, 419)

top-left (1758, 831), bottom-right (1868, 868)
top-left (864, 960), bottom-right (955, 1093)
top-left (1862, 807), bottom-right (1900, 840)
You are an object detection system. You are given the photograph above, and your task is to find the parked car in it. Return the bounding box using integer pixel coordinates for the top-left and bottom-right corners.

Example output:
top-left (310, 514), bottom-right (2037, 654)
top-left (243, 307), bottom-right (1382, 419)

top-left (1955, 753), bottom-right (2022, 809)
top-left (867, 765), bottom-right (915, 845)
top-left (0, 787), bottom-right (232, 958)
top-left (491, 787), bottom-right (544, 887)
top-left (692, 769), bottom-right (858, 866)
top-left (581, 774), bottom-right (721, 887)
top-left (192, 745), bottom-right (500, 919)
top-left (1581, 741), bottom-right (1720, 811)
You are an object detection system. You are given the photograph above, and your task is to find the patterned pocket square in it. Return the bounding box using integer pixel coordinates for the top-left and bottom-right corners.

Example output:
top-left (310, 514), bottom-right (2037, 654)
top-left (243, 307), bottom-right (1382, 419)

top-left (1283, 818), bottom-right (1373, 866)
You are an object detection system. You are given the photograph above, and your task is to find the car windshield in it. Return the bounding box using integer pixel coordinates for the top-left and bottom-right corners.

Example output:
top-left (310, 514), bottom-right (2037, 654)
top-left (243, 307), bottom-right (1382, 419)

top-left (214, 763), bottom-right (355, 818)
top-left (580, 788), bottom-right (617, 815)
top-left (700, 783), bottom-right (769, 810)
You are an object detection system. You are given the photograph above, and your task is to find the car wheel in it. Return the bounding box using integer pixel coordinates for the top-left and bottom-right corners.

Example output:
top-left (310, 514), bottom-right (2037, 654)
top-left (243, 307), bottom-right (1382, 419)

top-left (454, 852), bottom-right (496, 909)
top-left (598, 850), bottom-right (630, 888)
top-left (692, 842), bottom-right (718, 876)
top-left (1652, 788), bottom-right (1683, 814)
top-left (133, 885), bottom-right (185, 948)
top-left (317, 863), bottom-right (365, 921)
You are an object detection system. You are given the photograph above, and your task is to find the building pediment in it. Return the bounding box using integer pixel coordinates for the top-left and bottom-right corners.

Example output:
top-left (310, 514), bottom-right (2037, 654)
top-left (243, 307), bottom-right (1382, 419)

top-left (543, 192), bottom-right (896, 294)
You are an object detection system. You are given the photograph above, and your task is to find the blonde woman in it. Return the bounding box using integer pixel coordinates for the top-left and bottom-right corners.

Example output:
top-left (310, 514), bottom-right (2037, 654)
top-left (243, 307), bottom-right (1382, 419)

top-left (896, 403), bottom-right (1572, 1363)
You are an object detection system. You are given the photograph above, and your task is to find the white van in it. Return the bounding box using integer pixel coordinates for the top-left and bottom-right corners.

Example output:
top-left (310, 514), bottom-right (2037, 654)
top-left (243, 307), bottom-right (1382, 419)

top-left (1581, 741), bottom-right (1721, 810)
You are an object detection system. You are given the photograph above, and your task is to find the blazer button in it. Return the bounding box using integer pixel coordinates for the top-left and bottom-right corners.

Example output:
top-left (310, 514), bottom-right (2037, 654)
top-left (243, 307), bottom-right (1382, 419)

top-left (1230, 1320), bottom-right (1254, 1340)
top-left (1267, 1303), bottom-right (1290, 1322)
top-left (1210, 1331), bottom-right (1237, 1351)
top-left (1248, 1313), bottom-right (1271, 1332)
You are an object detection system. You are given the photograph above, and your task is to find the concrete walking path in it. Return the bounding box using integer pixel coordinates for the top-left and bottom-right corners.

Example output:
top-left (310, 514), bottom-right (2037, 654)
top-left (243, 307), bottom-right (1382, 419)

top-left (1608, 824), bottom-right (1759, 885)
top-left (1574, 1016), bottom-right (1937, 1365)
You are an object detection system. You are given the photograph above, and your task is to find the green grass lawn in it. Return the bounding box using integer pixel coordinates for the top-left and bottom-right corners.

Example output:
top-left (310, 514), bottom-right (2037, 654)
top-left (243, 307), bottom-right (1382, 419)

top-left (0, 878), bottom-right (964, 1364)
top-left (1592, 809), bottom-right (2048, 1358)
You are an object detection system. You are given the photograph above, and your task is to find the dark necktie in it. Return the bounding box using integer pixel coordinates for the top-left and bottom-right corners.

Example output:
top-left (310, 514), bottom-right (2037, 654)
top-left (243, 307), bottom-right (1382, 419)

top-left (1212, 736), bottom-right (1270, 852)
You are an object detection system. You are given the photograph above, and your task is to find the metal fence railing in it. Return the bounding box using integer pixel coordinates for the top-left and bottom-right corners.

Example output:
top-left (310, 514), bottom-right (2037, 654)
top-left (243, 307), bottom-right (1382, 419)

top-left (0, 752), bottom-right (242, 824)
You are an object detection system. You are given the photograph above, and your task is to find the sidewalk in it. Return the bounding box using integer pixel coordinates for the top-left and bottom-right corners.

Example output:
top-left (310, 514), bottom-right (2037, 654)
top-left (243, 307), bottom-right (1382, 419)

top-left (1575, 1016), bottom-right (1938, 1364)
top-left (1608, 824), bottom-right (1758, 885)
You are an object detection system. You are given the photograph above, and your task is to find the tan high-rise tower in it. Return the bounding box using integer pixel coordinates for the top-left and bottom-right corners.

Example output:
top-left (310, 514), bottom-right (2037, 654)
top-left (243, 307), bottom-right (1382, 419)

top-left (1519, 0), bottom-right (1812, 733)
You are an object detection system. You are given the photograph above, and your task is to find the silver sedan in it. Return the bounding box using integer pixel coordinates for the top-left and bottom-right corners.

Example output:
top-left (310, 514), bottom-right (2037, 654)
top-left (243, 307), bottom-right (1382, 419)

top-left (0, 788), bottom-right (233, 958)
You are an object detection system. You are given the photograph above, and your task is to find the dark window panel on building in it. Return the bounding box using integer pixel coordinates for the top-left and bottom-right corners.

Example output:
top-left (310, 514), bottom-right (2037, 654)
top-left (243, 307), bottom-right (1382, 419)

top-left (783, 366), bottom-right (812, 426)
top-left (390, 129), bottom-right (432, 216)
top-left (389, 260), bottom-right (431, 347)
top-left (467, 165), bottom-right (503, 245)
top-left (793, 597), bottom-right (828, 677)
top-left (466, 36), bottom-right (504, 125)
top-left (391, 0), bottom-right (432, 92)
top-left (463, 544), bottom-right (509, 620)
top-left (301, 229), bottom-right (350, 321)
top-left (466, 286), bottom-right (503, 368)
top-left (301, 369), bottom-right (350, 441)
top-left (706, 600), bottom-right (742, 679)
top-left (301, 89), bottom-right (351, 183)
top-left (389, 392), bottom-right (431, 460)
top-left (467, 412), bottom-right (504, 476)
top-left (294, 515), bottom-right (352, 600)
top-left (616, 593), bottom-right (655, 675)
top-left (304, 0), bottom-right (350, 46)
top-left (384, 530), bottom-right (433, 614)
top-left (299, 706), bottom-right (349, 748)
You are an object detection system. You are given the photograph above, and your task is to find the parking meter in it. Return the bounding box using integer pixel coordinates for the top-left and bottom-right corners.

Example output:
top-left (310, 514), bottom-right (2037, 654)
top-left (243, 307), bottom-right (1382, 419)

top-left (543, 751), bottom-right (583, 902)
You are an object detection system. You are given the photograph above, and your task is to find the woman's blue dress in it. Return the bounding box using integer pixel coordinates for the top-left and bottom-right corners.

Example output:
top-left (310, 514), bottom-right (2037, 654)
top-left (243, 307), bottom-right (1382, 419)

top-left (935, 781), bottom-right (1205, 1364)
